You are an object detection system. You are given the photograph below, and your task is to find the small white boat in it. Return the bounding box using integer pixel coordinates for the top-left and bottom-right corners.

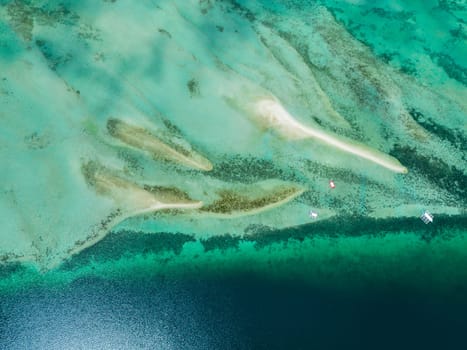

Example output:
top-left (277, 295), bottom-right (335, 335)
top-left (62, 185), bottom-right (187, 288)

top-left (309, 210), bottom-right (318, 219)
top-left (420, 211), bottom-right (433, 224)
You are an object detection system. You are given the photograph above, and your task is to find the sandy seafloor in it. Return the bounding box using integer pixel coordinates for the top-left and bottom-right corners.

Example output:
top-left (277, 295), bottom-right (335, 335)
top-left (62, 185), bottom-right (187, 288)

top-left (0, 0), bottom-right (466, 349)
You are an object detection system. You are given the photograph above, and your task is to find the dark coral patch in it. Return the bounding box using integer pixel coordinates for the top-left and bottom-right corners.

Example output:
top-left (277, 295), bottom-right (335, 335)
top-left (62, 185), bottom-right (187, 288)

top-left (201, 234), bottom-right (239, 252)
top-left (35, 38), bottom-right (72, 71)
top-left (187, 78), bottom-right (200, 97)
top-left (56, 214), bottom-right (467, 271)
top-left (390, 145), bottom-right (466, 204)
top-left (0, 261), bottom-right (25, 279)
top-left (201, 186), bottom-right (301, 214)
top-left (430, 52), bottom-right (467, 86)
top-left (208, 156), bottom-right (302, 184)
top-left (60, 231), bottom-right (195, 270)
top-left (408, 108), bottom-right (466, 151)
top-left (245, 215), bottom-right (467, 249)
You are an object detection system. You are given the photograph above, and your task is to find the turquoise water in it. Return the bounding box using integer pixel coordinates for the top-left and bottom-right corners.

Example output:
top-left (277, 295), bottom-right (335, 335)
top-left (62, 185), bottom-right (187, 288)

top-left (0, 0), bottom-right (466, 348)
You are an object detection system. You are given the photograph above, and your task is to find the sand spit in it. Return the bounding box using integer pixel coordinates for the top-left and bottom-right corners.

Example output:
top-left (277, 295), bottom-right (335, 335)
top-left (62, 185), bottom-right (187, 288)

top-left (82, 161), bottom-right (203, 216)
top-left (107, 118), bottom-right (213, 171)
top-left (200, 182), bottom-right (305, 218)
top-left (254, 23), bottom-right (352, 130)
top-left (254, 98), bottom-right (408, 173)
top-left (47, 161), bottom-right (206, 269)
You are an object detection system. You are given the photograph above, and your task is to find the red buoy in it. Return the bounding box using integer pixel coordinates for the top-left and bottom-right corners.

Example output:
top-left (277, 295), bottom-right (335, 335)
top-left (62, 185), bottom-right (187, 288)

top-left (329, 180), bottom-right (335, 189)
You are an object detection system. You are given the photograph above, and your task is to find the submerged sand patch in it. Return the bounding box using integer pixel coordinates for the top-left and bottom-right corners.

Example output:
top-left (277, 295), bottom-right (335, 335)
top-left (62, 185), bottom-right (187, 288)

top-left (107, 118), bottom-right (213, 171)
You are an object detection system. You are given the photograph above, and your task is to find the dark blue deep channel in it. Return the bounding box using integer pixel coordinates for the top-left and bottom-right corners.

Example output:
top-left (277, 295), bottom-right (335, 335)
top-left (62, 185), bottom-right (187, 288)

top-left (1, 272), bottom-right (467, 350)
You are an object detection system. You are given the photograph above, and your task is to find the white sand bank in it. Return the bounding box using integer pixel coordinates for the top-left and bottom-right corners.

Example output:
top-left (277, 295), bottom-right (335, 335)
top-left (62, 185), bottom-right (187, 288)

top-left (254, 98), bottom-right (408, 173)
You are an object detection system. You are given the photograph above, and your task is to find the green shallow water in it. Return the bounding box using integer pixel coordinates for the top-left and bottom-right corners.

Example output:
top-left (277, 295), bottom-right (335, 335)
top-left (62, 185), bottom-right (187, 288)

top-left (2, 215), bottom-right (466, 300)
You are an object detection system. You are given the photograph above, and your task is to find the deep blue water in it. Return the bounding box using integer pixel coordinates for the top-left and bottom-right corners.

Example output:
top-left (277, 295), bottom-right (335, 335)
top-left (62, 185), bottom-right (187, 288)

top-left (2, 273), bottom-right (466, 349)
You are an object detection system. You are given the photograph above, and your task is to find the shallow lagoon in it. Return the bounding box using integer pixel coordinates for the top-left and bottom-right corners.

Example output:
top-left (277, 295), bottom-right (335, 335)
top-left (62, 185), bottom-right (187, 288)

top-left (0, 0), bottom-right (466, 348)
